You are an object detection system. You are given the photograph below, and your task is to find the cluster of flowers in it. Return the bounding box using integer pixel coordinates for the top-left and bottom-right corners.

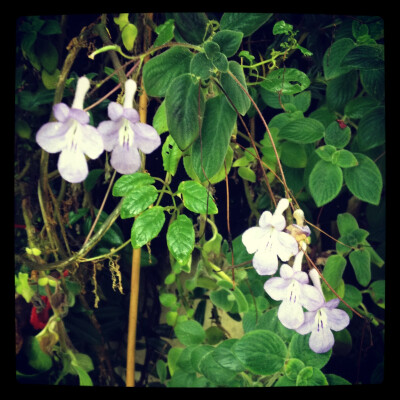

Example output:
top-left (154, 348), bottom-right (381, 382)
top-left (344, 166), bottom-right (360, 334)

top-left (242, 198), bottom-right (350, 353)
top-left (36, 76), bottom-right (161, 183)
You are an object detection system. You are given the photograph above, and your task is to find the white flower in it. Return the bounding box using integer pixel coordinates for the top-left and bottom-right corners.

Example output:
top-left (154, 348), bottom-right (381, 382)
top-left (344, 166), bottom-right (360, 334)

top-left (242, 198), bottom-right (299, 275)
top-left (264, 246), bottom-right (324, 329)
top-left (296, 268), bottom-right (350, 353)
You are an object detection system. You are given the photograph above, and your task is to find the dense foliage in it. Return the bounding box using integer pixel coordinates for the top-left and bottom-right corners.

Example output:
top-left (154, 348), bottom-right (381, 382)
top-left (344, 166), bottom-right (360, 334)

top-left (15, 13), bottom-right (385, 387)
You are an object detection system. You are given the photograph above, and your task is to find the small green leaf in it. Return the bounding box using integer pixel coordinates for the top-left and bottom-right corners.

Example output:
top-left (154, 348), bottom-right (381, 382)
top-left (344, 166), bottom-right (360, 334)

top-left (190, 52), bottom-right (214, 80)
top-left (167, 214), bottom-right (195, 265)
top-left (112, 172), bottom-right (155, 197)
top-left (152, 100), bottom-right (168, 134)
top-left (332, 149), bottom-right (359, 168)
top-left (324, 121), bottom-right (351, 149)
top-left (212, 30), bottom-right (243, 57)
top-left (315, 145), bottom-right (336, 162)
top-left (121, 23), bottom-right (137, 51)
top-left (178, 180), bottom-right (218, 215)
top-left (159, 293), bottom-right (177, 307)
top-left (198, 350), bottom-right (237, 386)
top-left (284, 358), bottom-right (305, 381)
top-left (35, 38), bottom-right (58, 74)
top-left (309, 160), bottom-right (343, 207)
top-left (343, 153), bottom-right (382, 205)
top-left (336, 212), bottom-right (359, 236)
top-left (131, 206), bottom-right (165, 248)
top-left (296, 367), bottom-right (328, 386)
top-left (162, 134), bottom-right (182, 176)
top-left (154, 19), bottom-right (175, 47)
top-left (120, 185), bottom-right (158, 219)
top-left (204, 41), bottom-right (220, 60)
top-left (272, 20), bottom-right (293, 35)
top-left (25, 336), bottom-right (53, 372)
top-left (368, 280), bottom-right (385, 308)
top-left (174, 320), bottom-right (206, 346)
top-left (213, 339), bottom-right (245, 373)
top-left (238, 166), bottom-right (256, 182)
top-left (322, 255), bottom-right (347, 291)
top-left (212, 52), bottom-right (229, 73)
top-left (349, 248), bottom-right (371, 286)
top-left (280, 141), bottom-right (307, 168)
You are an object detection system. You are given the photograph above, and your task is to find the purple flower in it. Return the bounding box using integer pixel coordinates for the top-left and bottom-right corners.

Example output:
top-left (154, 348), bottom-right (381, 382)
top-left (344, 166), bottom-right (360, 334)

top-left (36, 76), bottom-right (104, 183)
top-left (242, 198), bottom-right (299, 275)
top-left (97, 79), bottom-right (161, 175)
top-left (264, 247), bottom-right (324, 329)
top-left (295, 268), bottom-right (350, 353)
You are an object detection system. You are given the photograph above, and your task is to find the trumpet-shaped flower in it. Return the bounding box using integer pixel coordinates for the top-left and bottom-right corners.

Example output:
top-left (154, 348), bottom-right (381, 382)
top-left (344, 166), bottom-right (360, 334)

top-left (36, 76), bottom-right (104, 183)
top-left (97, 79), bottom-right (161, 175)
top-left (296, 268), bottom-right (350, 353)
top-left (264, 246), bottom-right (324, 329)
top-left (242, 198), bottom-right (299, 275)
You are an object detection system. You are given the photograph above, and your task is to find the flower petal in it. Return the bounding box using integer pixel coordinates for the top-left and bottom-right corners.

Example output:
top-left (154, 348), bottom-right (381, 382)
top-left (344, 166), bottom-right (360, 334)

top-left (296, 311), bottom-right (316, 335)
top-left (278, 300), bottom-right (304, 329)
top-left (271, 213), bottom-right (286, 231)
top-left (275, 231), bottom-right (299, 261)
top-left (53, 103), bottom-right (70, 122)
top-left (133, 122), bottom-right (161, 154)
top-left (123, 108), bottom-right (140, 123)
top-left (326, 308), bottom-right (350, 331)
top-left (252, 247), bottom-right (278, 275)
top-left (36, 122), bottom-right (67, 153)
top-left (258, 211), bottom-right (272, 228)
top-left (264, 276), bottom-right (291, 300)
top-left (58, 148), bottom-right (88, 183)
top-left (108, 102), bottom-right (124, 121)
top-left (309, 323), bottom-right (335, 353)
top-left (69, 108), bottom-right (90, 124)
top-left (300, 283), bottom-right (325, 311)
top-left (242, 226), bottom-right (266, 254)
top-left (80, 125), bottom-right (104, 159)
top-left (279, 264), bottom-right (294, 279)
top-left (97, 120), bottom-right (120, 151)
top-left (110, 143), bottom-right (141, 175)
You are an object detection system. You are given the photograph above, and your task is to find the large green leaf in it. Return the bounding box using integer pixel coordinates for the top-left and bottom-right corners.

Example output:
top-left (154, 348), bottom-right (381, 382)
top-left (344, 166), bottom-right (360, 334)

top-left (360, 68), bottom-right (385, 101)
top-left (326, 71), bottom-right (358, 112)
top-left (120, 185), bottom-right (158, 219)
top-left (142, 46), bottom-right (193, 97)
top-left (322, 255), bottom-right (347, 291)
top-left (232, 330), bottom-right (287, 375)
top-left (323, 38), bottom-right (356, 80)
top-left (191, 95), bottom-right (237, 181)
top-left (343, 153), bottom-right (382, 205)
top-left (349, 248), bottom-right (371, 287)
top-left (131, 206), bottom-right (165, 248)
top-left (172, 12), bottom-right (209, 44)
top-left (112, 172), bottom-right (155, 197)
top-left (340, 44), bottom-right (384, 70)
top-left (356, 106), bottom-right (385, 151)
top-left (198, 351), bottom-right (237, 386)
top-left (261, 68), bottom-right (310, 95)
top-left (177, 180), bottom-right (218, 214)
top-left (220, 61), bottom-right (251, 116)
top-left (278, 118), bottom-right (325, 144)
top-left (211, 30), bottom-right (243, 57)
top-left (324, 121), bottom-right (351, 149)
top-left (167, 214), bottom-right (195, 265)
top-left (219, 13), bottom-right (273, 37)
top-left (165, 73), bottom-right (205, 150)
top-left (309, 160), bottom-right (343, 207)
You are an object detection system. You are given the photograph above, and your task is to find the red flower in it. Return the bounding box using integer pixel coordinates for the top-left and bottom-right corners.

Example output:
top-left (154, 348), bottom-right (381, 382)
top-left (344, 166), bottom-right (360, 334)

top-left (336, 119), bottom-right (347, 129)
top-left (30, 296), bottom-right (51, 330)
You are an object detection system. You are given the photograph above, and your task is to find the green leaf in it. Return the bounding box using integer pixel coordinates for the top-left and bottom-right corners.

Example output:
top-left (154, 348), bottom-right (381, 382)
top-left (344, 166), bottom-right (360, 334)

top-left (41, 68), bottom-right (60, 90)
top-left (220, 13), bottom-right (273, 37)
top-left (220, 61), bottom-right (251, 116)
top-left (120, 185), bottom-right (158, 219)
top-left (210, 289), bottom-right (234, 312)
top-left (83, 169), bottom-right (103, 192)
top-left (172, 12), bottom-right (209, 44)
top-left (323, 38), bottom-right (356, 80)
top-left (343, 284), bottom-right (363, 309)
top-left (131, 206), bottom-right (165, 248)
top-left (278, 118), bottom-right (325, 144)
top-left (336, 212), bottom-right (359, 236)
top-left (73, 365), bottom-right (93, 386)
top-left (191, 95), bottom-right (236, 180)
top-left (261, 68), bottom-right (310, 95)
top-left (165, 73), bottom-right (205, 150)
top-left (156, 359), bottom-right (168, 383)
top-left (322, 255), bottom-right (347, 291)
top-left (309, 160), bottom-right (343, 207)
top-left (332, 149), bottom-right (359, 168)
top-left (112, 172), bottom-right (155, 197)
top-left (15, 272), bottom-right (35, 303)
top-left (343, 153), bottom-right (382, 205)
top-left (296, 367), bottom-right (328, 386)
top-left (324, 121), bottom-right (351, 149)
top-left (190, 52), bottom-right (214, 80)
top-left (15, 118), bottom-right (32, 139)
top-left (159, 293), bottom-right (177, 307)
top-left (340, 44), bottom-right (384, 69)
top-left (284, 358), bottom-right (305, 381)
top-left (213, 339), bottom-right (245, 373)
top-left (167, 214), bottom-right (195, 265)
top-left (174, 320), bottom-right (206, 346)
top-left (212, 52), bottom-right (229, 73)
top-left (152, 100), bottom-right (168, 134)
top-left (360, 68), bottom-right (384, 101)
top-left (204, 41), bottom-right (220, 60)
top-left (212, 30), bottom-right (243, 57)
top-left (121, 23), bottom-right (137, 51)
top-left (177, 180), bottom-right (218, 214)
top-left (162, 134), bottom-right (182, 176)
top-left (289, 333), bottom-right (332, 369)
top-left (344, 96), bottom-right (379, 120)
top-left (113, 13), bottom-right (130, 30)
top-left (326, 71), bottom-right (358, 112)
top-left (35, 38), bottom-right (58, 74)
top-left (280, 141), bottom-right (307, 168)
top-left (168, 347), bottom-right (184, 376)
top-left (273, 20), bottom-right (293, 35)
top-left (368, 280), bottom-right (385, 308)
top-left (142, 46), bottom-right (193, 97)
top-left (315, 145), bottom-right (336, 162)
top-left (356, 106), bottom-right (385, 151)
top-left (232, 330), bottom-right (287, 375)
top-left (154, 19), bottom-right (175, 47)
top-left (25, 336), bottom-right (53, 372)
top-left (349, 248), bottom-right (371, 286)
top-left (238, 166), bottom-right (256, 182)
top-left (198, 350), bottom-right (237, 386)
